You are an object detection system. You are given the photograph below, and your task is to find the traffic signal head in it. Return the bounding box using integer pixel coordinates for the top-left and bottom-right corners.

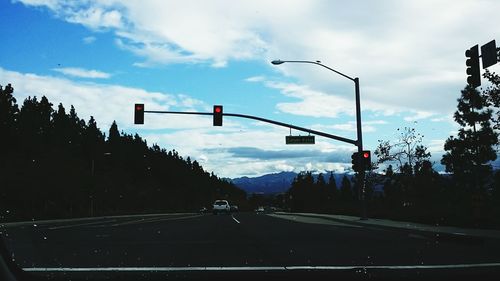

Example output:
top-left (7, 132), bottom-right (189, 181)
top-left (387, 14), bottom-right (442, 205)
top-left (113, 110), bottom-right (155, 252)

top-left (361, 150), bottom-right (371, 170)
top-left (134, 103), bottom-right (144, 124)
top-left (351, 152), bottom-right (360, 172)
top-left (213, 105), bottom-right (223, 126)
top-left (465, 45), bottom-right (481, 88)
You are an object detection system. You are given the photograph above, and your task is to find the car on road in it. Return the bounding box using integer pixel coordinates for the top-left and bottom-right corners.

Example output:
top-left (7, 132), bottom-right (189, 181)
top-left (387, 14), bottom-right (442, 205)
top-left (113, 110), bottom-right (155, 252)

top-left (255, 206), bottom-right (265, 213)
top-left (199, 207), bottom-right (208, 214)
top-left (213, 200), bottom-right (230, 214)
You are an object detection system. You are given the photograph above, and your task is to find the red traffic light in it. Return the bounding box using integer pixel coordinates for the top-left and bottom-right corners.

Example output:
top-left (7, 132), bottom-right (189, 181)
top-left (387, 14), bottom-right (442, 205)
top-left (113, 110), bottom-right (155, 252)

top-left (134, 103), bottom-right (144, 125)
top-left (363, 152), bottom-right (369, 158)
top-left (213, 105), bottom-right (223, 126)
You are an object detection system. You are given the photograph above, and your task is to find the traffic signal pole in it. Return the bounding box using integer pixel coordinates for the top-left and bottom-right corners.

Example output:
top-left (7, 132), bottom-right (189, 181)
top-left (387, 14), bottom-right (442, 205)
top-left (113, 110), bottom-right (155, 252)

top-left (354, 77), bottom-right (367, 219)
top-left (142, 109), bottom-right (358, 145)
top-left (137, 60), bottom-right (368, 220)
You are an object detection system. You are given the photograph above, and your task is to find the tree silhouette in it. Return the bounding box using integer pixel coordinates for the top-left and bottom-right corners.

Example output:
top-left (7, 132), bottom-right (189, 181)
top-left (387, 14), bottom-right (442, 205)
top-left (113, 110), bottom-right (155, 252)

top-left (0, 83), bottom-right (245, 221)
top-left (442, 85), bottom-right (497, 188)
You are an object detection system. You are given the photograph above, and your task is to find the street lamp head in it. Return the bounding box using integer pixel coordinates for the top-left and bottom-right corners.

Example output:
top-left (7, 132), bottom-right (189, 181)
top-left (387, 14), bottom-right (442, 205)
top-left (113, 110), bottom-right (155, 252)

top-left (271, 60), bottom-right (284, 65)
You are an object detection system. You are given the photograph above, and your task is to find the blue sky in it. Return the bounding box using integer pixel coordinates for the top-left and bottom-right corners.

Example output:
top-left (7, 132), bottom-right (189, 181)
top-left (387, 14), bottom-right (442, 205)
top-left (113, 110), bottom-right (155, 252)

top-left (1, 0), bottom-right (500, 177)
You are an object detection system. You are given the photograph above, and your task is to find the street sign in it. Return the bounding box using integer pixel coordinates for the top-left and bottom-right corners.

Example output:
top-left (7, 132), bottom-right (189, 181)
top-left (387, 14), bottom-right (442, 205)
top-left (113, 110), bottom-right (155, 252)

top-left (285, 135), bottom-right (315, 145)
top-left (481, 40), bottom-right (498, 69)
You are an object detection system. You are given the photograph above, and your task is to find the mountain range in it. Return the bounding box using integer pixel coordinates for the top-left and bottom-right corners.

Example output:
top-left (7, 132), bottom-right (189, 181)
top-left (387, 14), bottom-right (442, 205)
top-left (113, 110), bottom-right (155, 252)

top-left (231, 171), bottom-right (353, 195)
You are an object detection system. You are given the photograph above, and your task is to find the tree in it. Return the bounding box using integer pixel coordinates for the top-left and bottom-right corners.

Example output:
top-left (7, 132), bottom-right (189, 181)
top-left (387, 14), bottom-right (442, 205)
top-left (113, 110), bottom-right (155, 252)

top-left (0, 83), bottom-right (246, 220)
top-left (375, 126), bottom-right (430, 174)
top-left (340, 175), bottom-right (353, 201)
top-left (0, 84), bottom-right (18, 151)
top-left (327, 172), bottom-right (338, 202)
top-left (374, 127), bottom-right (432, 210)
top-left (441, 85), bottom-right (497, 189)
top-left (316, 173), bottom-right (327, 212)
top-left (483, 70), bottom-right (500, 131)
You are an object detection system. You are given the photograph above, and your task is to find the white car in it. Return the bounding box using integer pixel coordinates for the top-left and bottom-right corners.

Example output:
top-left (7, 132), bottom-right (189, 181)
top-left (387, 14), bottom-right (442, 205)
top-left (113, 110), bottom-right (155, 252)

top-left (213, 200), bottom-right (230, 214)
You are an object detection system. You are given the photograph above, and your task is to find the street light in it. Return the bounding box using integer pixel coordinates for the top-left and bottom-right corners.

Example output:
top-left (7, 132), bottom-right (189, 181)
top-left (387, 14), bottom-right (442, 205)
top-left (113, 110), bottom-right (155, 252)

top-left (271, 59), bottom-right (366, 219)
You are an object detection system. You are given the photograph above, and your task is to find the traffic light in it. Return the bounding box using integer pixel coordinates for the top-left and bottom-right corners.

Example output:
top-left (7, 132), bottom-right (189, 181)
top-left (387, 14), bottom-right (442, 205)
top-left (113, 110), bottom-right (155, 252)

top-left (465, 45), bottom-right (481, 88)
top-left (213, 105), bottom-right (223, 126)
top-left (134, 103), bottom-right (144, 124)
top-left (361, 150), bottom-right (371, 170)
top-left (351, 152), bottom-right (360, 172)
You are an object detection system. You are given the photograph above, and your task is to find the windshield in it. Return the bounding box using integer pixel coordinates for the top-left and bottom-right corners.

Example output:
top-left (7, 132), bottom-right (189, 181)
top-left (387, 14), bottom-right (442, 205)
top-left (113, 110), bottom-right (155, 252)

top-left (1, 1), bottom-right (500, 280)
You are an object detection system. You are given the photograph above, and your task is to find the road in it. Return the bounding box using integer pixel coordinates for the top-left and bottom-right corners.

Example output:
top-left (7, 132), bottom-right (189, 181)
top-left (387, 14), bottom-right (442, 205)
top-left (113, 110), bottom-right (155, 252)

top-left (2, 212), bottom-right (500, 279)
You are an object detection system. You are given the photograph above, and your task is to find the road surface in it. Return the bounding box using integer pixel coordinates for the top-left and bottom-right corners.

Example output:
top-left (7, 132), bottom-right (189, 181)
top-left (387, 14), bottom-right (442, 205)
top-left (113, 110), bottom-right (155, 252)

top-left (2, 212), bottom-right (500, 279)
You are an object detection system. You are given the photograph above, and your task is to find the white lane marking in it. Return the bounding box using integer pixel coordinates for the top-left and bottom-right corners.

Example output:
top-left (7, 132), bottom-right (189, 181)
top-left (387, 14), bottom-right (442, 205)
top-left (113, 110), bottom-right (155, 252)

top-left (23, 267), bottom-right (283, 272)
top-left (48, 219), bottom-right (117, 230)
top-left (22, 263), bottom-right (500, 272)
top-left (110, 214), bottom-right (202, 227)
top-left (231, 215), bottom-right (241, 224)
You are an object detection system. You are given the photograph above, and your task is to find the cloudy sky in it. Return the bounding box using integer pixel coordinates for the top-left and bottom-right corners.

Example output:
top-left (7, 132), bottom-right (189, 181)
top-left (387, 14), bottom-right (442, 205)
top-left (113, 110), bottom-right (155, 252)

top-left (1, 0), bottom-right (499, 178)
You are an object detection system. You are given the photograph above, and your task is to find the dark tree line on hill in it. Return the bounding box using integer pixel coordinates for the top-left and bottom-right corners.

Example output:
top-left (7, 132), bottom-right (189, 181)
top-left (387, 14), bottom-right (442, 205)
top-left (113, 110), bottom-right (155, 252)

top-left (284, 71), bottom-right (500, 229)
top-left (0, 83), bottom-right (246, 221)
top-left (286, 172), bottom-right (359, 214)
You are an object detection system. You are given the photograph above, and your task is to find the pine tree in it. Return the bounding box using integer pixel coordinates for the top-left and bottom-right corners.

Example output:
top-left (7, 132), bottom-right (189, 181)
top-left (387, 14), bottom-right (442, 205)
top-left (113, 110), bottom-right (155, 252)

top-left (483, 70), bottom-right (500, 130)
top-left (0, 84), bottom-right (19, 151)
top-left (327, 172), bottom-right (338, 201)
top-left (441, 85), bottom-right (497, 189)
top-left (340, 175), bottom-right (352, 201)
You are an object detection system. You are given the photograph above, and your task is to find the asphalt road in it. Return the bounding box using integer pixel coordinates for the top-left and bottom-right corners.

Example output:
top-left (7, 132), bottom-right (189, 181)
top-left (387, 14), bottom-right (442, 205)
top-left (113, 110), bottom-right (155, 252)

top-left (2, 212), bottom-right (500, 279)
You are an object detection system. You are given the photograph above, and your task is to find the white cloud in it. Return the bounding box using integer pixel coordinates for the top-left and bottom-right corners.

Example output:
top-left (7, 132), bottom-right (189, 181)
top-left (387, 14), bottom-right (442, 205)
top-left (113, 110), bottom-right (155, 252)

top-left (11, 0), bottom-right (500, 176)
top-left (428, 139), bottom-right (446, 154)
top-left (266, 81), bottom-right (355, 118)
top-left (245, 76), bottom-right (265, 82)
top-left (52, 67), bottom-right (111, 79)
top-left (83, 36), bottom-right (96, 44)
top-left (16, 0), bottom-right (500, 115)
top-left (2, 67), bottom-right (359, 177)
top-left (312, 120), bottom-right (388, 135)
top-left (0, 67), bottom-right (210, 131)
top-left (403, 111), bottom-right (435, 122)
top-left (68, 8), bottom-right (122, 29)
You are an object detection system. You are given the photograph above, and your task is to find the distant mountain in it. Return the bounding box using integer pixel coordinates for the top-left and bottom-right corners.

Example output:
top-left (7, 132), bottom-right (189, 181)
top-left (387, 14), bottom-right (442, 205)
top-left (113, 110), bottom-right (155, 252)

top-left (231, 171), bottom-right (354, 195)
top-left (231, 172), bottom-right (297, 195)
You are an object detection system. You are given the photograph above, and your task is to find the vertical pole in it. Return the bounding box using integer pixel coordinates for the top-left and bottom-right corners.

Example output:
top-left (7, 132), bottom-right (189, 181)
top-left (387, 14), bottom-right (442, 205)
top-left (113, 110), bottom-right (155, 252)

top-left (91, 159), bottom-right (95, 217)
top-left (354, 78), bottom-right (367, 220)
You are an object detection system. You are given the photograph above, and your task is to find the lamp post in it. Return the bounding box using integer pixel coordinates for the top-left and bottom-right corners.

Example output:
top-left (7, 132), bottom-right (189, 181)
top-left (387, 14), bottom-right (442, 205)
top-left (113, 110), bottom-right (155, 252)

top-left (271, 59), bottom-right (366, 219)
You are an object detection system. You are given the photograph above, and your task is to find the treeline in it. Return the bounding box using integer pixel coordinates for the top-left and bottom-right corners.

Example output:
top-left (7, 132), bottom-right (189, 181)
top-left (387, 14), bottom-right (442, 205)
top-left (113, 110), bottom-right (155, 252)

top-left (284, 158), bottom-right (500, 229)
top-left (0, 83), bottom-right (246, 221)
top-left (286, 172), bottom-right (359, 214)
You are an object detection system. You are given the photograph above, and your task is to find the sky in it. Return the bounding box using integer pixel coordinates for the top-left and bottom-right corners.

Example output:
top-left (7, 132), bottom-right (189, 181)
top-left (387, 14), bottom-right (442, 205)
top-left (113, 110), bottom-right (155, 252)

top-left (1, 0), bottom-right (499, 178)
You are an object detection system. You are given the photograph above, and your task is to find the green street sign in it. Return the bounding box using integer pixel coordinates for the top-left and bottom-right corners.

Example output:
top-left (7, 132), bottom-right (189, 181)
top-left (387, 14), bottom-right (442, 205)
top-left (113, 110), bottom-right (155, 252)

top-left (285, 135), bottom-right (315, 145)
